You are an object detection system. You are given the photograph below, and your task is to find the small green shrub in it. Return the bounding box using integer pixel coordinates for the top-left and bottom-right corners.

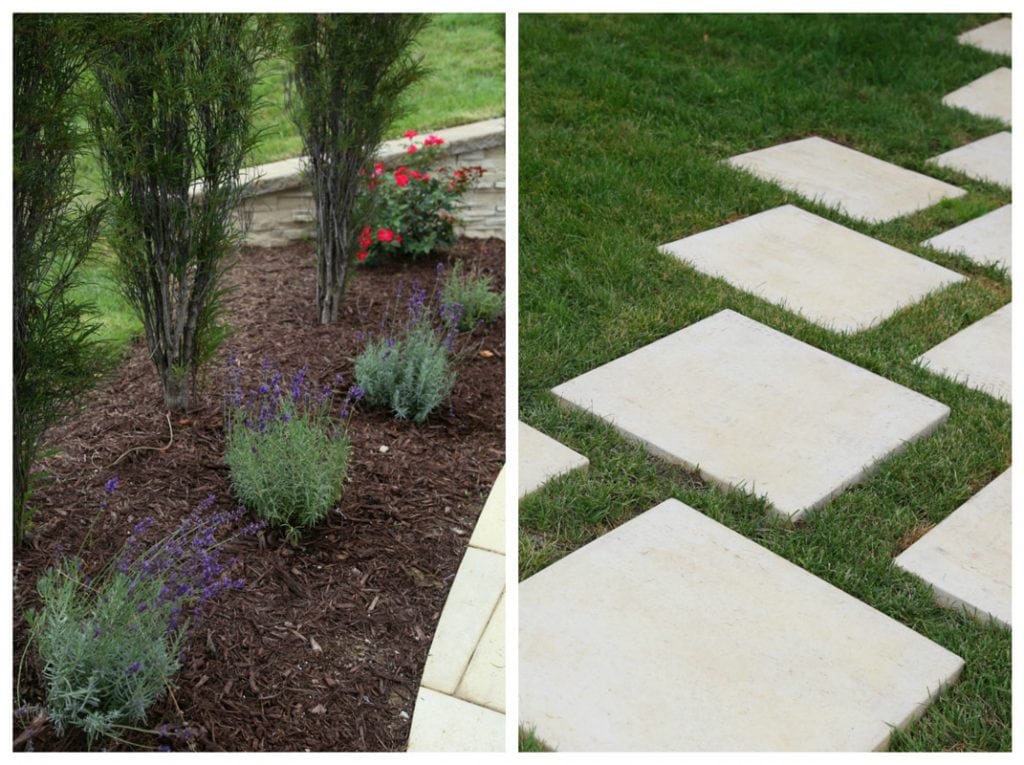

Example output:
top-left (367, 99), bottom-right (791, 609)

top-left (224, 360), bottom-right (356, 542)
top-left (356, 131), bottom-right (485, 264)
top-left (442, 260), bottom-right (504, 330)
top-left (355, 278), bottom-right (462, 422)
top-left (26, 488), bottom-right (256, 748)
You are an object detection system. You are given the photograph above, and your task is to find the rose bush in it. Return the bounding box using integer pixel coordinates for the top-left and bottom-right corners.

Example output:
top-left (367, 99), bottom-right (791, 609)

top-left (356, 131), bottom-right (485, 264)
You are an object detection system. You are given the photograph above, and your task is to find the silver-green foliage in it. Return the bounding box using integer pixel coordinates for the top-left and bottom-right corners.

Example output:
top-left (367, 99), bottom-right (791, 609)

top-left (355, 320), bottom-right (456, 423)
top-left (442, 261), bottom-right (504, 331)
top-left (224, 367), bottom-right (351, 543)
top-left (27, 558), bottom-right (183, 746)
top-left (25, 496), bottom-right (251, 748)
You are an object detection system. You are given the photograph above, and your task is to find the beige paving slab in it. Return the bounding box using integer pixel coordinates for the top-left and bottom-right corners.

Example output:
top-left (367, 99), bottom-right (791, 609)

top-left (896, 470), bottom-right (1011, 627)
top-left (469, 466), bottom-right (504, 554)
top-left (520, 498), bottom-right (965, 751)
top-left (659, 205), bottom-right (964, 332)
top-left (419, 547), bottom-right (504, 695)
top-left (958, 17), bottom-right (1011, 56)
top-left (943, 67), bottom-right (1011, 124)
top-left (519, 421), bottom-right (589, 500)
top-left (923, 204), bottom-right (1011, 274)
top-left (915, 303), bottom-right (1011, 402)
top-left (930, 131), bottom-right (1011, 187)
top-left (726, 136), bottom-right (965, 223)
top-left (552, 310), bottom-right (950, 520)
top-left (407, 687), bottom-right (504, 752)
top-left (456, 592), bottom-right (505, 712)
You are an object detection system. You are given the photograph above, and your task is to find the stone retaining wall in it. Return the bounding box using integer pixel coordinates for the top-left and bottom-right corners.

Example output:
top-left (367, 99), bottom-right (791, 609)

top-left (237, 118), bottom-right (505, 248)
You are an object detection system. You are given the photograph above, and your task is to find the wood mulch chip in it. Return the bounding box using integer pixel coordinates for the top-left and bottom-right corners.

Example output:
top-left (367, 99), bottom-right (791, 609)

top-left (12, 238), bottom-right (506, 752)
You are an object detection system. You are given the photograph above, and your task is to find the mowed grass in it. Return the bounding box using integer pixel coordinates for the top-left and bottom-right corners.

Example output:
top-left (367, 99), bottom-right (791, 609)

top-left (519, 13), bottom-right (1010, 752)
top-left (70, 12), bottom-right (504, 353)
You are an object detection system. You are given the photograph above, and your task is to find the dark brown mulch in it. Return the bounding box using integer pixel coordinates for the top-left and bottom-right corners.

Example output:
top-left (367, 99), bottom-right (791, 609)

top-left (12, 238), bottom-right (505, 752)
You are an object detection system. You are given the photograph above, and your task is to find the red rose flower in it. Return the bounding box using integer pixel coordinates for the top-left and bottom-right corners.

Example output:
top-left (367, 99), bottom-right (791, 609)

top-left (394, 171), bottom-right (410, 188)
top-left (373, 162), bottom-right (384, 176)
top-left (423, 134), bottom-right (444, 146)
top-left (377, 229), bottom-right (395, 243)
top-left (406, 144), bottom-right (418, 154)
top-left (404, 129), bottom-right (418, 139)
top-left (410, 170), bottom-right (423, 180)
top-left (355, 250), bottom-right (368, 262)
top-left (359, 227), bottom-right (373, 249)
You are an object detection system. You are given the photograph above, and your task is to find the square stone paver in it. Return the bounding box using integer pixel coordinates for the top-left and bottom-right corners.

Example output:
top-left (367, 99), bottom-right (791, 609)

top-left (930, 131), bottom-right (1011, 187)
top-left (419, 547), bottom-right (504, 695)
top-left (726, 136), bottom-right (965, 223)
top-left (942, 68), bottom-right (1011, 124)
top-left (915, 303), bottom-right (1011, 402)
top-left (407, 688), bottom-right (504, 752)
top-left (520, 498), bottom-right (965, 751)
top-left (659, 205), bottom-right (964, 332)
top-left (895, 470), bottom-right (1011, 627)
top-left (519, 421), bottom-right (589, 500)
top-left (958, 17), bottom-right (1011, 56)
top-left (552, 310), bottom-right (950, 520)
top-left (923, 205), bottom-right (1011, 275)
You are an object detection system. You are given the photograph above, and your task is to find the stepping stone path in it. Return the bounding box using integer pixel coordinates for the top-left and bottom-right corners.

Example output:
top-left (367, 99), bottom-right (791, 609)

top-left (930, 131), bottom-right (1011, 188)
top-left (520, 499), bottom-right (965, 751)
top-left (923, 204), bottom-right (1011, 275)
top-left (518, 421), bottom-right (589, 499)
top-left (659, 204), bottom-right (964, 333)
top-left (942, 67), bottom-right (1012, 125)
top-left (727, 136), bottom-right (965, 223)
top-left (914, 303), bottom-right (1011, 403)
top-left (408, 468), bottom-right (505, 752)
top-left (896, 469), bottom-right (1011, 628)
top-left (958, 17), bottom-right (1011, 56)
top-left (552, 309), bottom-right (950, 520)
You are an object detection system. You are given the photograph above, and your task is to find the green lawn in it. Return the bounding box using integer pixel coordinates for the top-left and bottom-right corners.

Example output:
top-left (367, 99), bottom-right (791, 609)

top-left (519, 13), bottom-right (1010, 752)
top-left (72, 12), bottom-right (504, 352)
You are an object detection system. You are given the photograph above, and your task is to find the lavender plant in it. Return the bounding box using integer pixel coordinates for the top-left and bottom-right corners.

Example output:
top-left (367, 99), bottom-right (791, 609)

top-left (224, 359), bottom-right (356, 543)
top-left (441, 260), bottom-right (504, 331)
top-left (25, 487), bottom-right (258, 748)
top-left (354, 268), bottom-right (463, 423)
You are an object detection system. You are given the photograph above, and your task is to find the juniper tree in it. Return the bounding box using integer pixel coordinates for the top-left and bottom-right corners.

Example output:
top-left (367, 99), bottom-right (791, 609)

top-left (14, 14), bottom-right (104, 544)
top-left (288, 14), bottom-right (428, 324)
top-left (87, 14), bottom-right (274, 411)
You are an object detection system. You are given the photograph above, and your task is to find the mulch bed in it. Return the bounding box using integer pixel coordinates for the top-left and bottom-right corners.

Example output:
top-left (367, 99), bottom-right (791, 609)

top-left (12, 238), bottom-right (505, 752)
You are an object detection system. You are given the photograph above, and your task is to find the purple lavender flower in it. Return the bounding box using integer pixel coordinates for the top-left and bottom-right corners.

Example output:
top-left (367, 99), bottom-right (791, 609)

top-left (290, 367), bottom-right (307, 403)
top-left (104, 476), bottom-right (120, 495)
top-left (126, 660), bottom-right (142, 675)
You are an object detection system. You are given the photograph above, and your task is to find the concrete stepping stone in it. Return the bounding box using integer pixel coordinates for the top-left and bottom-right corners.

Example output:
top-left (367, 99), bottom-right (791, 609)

top-left (922, 204), bottom-right (1011, 275)
top-left (895, 469), bottom-right (1011, 628)
top-left (520, 498), bottom-right (965, 751)
top-left (929, 131), bottom-right (1011, 187)
top-left (552, 310), bottom-right (950, 520)
top-left (958, 17), bottom-right (1011, 56)
top-left (726, 136), bottom-right (965, 223)
top-left (942, 68), bottom-right (1011, 125)
top-left (914, 303), bottom-right (1011, 402)
top-left (519, 421), bottom-right (588, 500)
top-left (659, 205), bottom-right (964, 333)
